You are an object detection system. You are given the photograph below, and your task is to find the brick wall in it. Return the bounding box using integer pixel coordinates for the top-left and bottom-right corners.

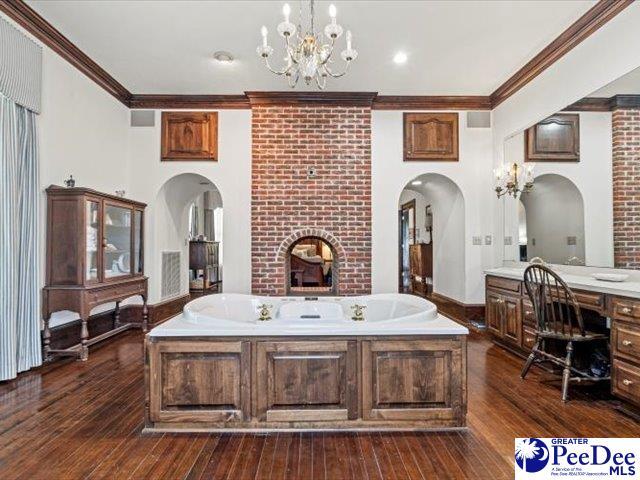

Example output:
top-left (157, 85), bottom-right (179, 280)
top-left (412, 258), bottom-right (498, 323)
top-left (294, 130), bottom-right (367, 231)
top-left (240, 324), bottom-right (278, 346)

top-left (251, 105), bottom-right (372, 295)
top-left (612, 108), bottom-right (640, 269)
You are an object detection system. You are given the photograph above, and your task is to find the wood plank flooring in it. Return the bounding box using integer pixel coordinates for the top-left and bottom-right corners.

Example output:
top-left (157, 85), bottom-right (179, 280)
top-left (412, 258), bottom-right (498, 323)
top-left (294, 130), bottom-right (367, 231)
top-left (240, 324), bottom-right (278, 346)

top-left (0, 329), bottom-right (638, 479)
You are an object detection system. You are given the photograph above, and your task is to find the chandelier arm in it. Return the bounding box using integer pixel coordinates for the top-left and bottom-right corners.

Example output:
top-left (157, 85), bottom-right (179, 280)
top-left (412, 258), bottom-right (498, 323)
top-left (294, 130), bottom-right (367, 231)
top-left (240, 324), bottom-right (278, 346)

top-left (318, 38), bottom-right (336, 67)
top-left (323, 60), bottom-right (351, 78)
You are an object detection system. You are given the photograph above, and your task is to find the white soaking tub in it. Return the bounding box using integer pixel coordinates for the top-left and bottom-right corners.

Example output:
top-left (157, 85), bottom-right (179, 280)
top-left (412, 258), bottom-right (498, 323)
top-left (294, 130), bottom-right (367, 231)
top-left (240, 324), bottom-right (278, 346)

top-left (148, 293), bottom-right (468, 337)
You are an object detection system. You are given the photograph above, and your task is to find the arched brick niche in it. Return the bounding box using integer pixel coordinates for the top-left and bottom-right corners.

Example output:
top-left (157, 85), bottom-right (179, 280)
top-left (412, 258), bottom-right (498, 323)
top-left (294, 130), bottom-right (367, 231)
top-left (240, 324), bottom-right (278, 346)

top-left (277, 229), bottom-right (344, 295)
top-left (251, 104), bottom-right (372, 296)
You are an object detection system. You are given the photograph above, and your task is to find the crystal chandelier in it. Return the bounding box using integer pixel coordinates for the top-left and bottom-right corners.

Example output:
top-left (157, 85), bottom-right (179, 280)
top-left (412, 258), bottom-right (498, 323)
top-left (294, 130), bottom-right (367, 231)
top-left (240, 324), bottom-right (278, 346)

top-left (256, 0), bottom-right (357, 89)
top-left (493, 162), bottom-right (535, 198)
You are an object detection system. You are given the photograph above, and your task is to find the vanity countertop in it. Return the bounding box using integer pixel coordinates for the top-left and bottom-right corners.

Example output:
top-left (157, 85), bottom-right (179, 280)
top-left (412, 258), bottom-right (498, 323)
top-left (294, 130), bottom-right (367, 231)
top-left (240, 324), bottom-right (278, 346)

top-left (485, 267), bottom-right (640, 300)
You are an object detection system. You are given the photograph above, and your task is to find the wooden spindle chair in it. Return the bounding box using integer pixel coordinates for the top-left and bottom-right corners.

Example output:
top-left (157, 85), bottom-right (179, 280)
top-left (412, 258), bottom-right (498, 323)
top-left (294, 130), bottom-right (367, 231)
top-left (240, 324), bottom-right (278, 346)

top-left (521, 264), bottom-right (609, 401)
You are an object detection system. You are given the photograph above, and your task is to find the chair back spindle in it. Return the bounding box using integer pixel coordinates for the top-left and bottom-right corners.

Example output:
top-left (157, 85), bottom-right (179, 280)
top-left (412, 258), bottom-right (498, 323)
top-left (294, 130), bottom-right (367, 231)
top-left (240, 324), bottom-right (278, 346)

top-left (523, 265), bottom-right (585, 337)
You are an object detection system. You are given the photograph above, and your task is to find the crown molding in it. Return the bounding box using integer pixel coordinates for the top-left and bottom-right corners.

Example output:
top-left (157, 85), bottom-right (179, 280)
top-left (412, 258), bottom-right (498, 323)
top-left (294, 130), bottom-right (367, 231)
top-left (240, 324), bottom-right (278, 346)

top-left (245, 91), bottom-right (378, 107)
top-left (373, 96), bottom-right (491, 110)
top-left (1, 0), bottom-right (633, 111)
top-left (0, 0), bottom-right (131, 106)
top-left (490, 0), bottom-right (633, 108)
top-left (129, 94), bottom-right (250, 109)
top-left (563, 95), bottom-right (640, 111)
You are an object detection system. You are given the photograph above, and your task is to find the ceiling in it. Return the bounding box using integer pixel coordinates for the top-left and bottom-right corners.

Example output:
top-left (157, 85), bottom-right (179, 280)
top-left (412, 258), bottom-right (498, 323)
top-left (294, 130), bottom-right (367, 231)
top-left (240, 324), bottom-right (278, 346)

top-left (590, 66), bottom-right (640, 97)
top-left (27, 0), bottom-right (595, 95)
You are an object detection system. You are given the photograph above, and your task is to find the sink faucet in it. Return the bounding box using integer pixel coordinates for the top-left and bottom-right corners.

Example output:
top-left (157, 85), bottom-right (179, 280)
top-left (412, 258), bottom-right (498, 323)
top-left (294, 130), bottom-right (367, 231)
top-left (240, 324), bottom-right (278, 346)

top-left (257, 304), bottom-right (272, 321)
top-left (351, 304), bottom-right (366, 321)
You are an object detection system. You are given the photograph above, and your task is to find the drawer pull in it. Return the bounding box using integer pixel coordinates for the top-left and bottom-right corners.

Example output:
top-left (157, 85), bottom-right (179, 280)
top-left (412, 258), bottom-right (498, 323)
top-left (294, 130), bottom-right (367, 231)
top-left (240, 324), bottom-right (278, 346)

top-left (623, 379), bottom-right (634, 386)
top-left (525, 337), bottom-right (534, 343)
top-left (620, 307), bottom-right (633, 315)
top-left (525, 310), bottom-right (533, 316)
top-left (623, 340), bottom-right (633, 347)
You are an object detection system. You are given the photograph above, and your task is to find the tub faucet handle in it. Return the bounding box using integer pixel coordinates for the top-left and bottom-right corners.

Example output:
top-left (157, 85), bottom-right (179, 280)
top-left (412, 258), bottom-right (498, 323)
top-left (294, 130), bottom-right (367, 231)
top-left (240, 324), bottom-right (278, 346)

top-left (257, 303), bottom-right (272, 321)
top-left (351, 304), bottom-right (366, 321)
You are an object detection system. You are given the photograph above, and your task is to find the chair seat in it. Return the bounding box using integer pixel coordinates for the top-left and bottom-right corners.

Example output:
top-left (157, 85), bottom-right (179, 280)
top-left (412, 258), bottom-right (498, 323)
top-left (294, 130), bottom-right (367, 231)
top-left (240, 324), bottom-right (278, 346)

top-left (537, 330), bottom-right (607, 342)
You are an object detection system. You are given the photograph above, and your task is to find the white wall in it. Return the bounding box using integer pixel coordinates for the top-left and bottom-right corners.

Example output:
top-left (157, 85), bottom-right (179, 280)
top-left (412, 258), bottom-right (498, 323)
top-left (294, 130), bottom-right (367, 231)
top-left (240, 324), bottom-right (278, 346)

top-left (372, 111), bottom-right (495, 304)
top-left (502, 112), bottom-right (613, 267)
top-left (127, 110), bottom-right (251, 303)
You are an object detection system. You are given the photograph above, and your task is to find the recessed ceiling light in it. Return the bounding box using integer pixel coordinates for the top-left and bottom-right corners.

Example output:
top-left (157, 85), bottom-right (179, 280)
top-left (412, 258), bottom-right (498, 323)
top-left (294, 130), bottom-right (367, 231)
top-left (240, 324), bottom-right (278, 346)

top-left (411, 180), bottom-right (422, 186)
top-left (213, 51), bottom-right (234, 63)
top-left (393, 51), bottom-right (408, 64)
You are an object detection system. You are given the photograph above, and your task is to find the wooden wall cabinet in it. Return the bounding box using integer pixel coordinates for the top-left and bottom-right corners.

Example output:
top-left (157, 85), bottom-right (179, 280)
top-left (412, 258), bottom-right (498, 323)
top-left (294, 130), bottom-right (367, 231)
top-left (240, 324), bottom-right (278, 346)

top-left (404, 113), bottom-right (459, 161)
top-left (44, 186), bottom-right (148, 361)
top-left (161, 112), bottom-right (218, 161)
top-left (525, 113), bottom-right (580, 162)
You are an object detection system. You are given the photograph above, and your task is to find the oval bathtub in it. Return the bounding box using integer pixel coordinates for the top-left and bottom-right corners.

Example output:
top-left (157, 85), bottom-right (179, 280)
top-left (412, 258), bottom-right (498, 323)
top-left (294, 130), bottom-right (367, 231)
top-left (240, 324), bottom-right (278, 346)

top-left (149, 293), bottom-right (468, 337)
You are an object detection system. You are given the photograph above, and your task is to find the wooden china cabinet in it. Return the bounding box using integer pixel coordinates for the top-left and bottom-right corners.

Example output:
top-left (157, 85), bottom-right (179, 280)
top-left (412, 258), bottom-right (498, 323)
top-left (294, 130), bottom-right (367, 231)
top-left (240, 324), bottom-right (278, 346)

top-left (43, 186), bottom-right (148, 361)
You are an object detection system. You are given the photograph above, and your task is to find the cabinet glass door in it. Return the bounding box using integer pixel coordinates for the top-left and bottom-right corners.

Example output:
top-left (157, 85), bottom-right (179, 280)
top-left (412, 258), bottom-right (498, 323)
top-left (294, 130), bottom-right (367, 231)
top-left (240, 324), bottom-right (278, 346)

top-left (103, 204), bottom-right (132, 278)
top-left (134, 210), bottom-right (143, 274)
top-left (85, 200), bottom-right (100, 282)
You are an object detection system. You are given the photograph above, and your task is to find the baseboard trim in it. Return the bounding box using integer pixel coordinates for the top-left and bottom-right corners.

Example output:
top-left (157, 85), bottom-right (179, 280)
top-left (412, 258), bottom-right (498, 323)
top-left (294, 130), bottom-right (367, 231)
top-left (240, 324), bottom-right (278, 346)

top-left (428, 292), bottom-right (485, 325)
top-left (49, 293), bottom-right (191, 350)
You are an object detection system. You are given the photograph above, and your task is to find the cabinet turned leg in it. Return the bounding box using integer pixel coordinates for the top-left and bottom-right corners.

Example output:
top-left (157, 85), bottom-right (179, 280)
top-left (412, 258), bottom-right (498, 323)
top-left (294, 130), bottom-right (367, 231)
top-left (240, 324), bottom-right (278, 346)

top-left (142, 297), bottom-right (149, 333)
top-left (42, 316), bottom-right (51, 361)
top-left (114, 301), bottom-right (121, 328)
top-left (561, 341), bottom-right (574, 403)
top-left (80, 317), bottom-right (89, 361)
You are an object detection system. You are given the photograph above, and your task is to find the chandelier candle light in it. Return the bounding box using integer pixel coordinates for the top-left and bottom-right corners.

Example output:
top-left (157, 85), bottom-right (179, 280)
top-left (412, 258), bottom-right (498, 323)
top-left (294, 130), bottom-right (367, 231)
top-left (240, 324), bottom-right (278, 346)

top-left (493, 162), bottom-right (535, 198)
top-left (257, 0), bottom-right (357, 89)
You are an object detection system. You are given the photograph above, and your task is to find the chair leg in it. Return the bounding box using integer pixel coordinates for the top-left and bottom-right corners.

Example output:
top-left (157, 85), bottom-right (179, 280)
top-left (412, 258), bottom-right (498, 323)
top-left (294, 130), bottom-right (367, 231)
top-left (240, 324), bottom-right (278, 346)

top-left (521, 339), bottom-right (540, 379)
top-left (561, 341), bottom-right (574, 402)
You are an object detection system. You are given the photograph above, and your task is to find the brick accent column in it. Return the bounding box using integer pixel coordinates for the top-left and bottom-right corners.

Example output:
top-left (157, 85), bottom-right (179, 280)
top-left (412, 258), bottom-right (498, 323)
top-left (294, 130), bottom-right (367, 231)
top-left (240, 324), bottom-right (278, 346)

top-left (251, 105), bottom-right (372, 295)
top-left (612, 109), bottom-right (640, 269)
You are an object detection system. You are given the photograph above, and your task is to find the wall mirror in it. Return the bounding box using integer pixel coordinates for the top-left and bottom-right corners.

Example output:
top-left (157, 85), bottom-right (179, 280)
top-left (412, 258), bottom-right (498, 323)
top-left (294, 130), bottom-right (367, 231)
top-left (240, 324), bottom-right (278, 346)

top-left (501, 64), bottom-right (640, 269)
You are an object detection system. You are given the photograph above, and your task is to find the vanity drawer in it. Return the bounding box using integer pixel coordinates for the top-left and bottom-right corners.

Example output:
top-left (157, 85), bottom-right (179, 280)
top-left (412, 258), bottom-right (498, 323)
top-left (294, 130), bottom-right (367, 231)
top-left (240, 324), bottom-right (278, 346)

top-left (522, 327), bottom-right (537, 350)
top-left (612, 297), bottom-right (640, 321)
top-left (612, 360), bottom-right (640, 405)
top-left (612, 322), bottom-right (640, 363)
top-left (486, 275), bottom-right (521, 294)
top-left (574, 290), bottom-right (605, 313)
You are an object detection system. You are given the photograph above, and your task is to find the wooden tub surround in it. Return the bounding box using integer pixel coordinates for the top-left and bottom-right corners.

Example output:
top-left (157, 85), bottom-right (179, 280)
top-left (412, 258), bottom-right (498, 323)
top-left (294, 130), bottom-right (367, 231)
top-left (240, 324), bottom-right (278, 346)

top-left (145, 334), bottom-right (467, 432)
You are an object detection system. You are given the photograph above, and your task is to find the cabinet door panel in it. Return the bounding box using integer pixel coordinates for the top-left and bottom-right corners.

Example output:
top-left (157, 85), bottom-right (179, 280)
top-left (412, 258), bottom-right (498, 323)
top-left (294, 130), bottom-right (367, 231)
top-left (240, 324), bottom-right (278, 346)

top-left (486, 292), bottom-right (503, 337)
top-left (148, 341), bottom-right (250, 423)
top-left (161, 112), bottom-right (218, 161)
top-left (525, 113), bottom-right (579, 162)
top-left (256, 341), bottom-right (357, 422)
top-left (503, 296), bottom-right (522, 346)
top-left (404, 113), bottom-right (459, 161)
top-left (362, 339), bottom-right (464, 422)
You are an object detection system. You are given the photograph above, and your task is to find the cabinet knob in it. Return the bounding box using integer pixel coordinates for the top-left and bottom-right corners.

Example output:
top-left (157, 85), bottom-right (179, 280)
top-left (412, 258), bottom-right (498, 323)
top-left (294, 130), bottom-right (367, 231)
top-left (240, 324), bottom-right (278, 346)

top-left (525, 310), bottom-right (533, 316)
top-left (621, 307), bottom-right (633, 315)
top-left (525, 337), bottom-right (534, 343)
top-left (623, 340), bottom-right (633, 347)
top-left (623, 379), bottom-right (634, 386)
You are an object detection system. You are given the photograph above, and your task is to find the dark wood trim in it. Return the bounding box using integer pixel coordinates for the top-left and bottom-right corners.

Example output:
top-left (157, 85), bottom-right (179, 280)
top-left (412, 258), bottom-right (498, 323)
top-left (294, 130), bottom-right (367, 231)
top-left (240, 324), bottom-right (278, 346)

top-left (429, 292), bottom-right (485, 325)
top-left (490, 0), bottom-right (633, 108)
top-left (245, 91), bottom-right (378, 107)
top-left (129, 94), bottom-right (250, 109)
top-left (373, 96), bottom-right (491, 111)
top-left (563, 94), bottom-right (640, 112)
top-left (48, 293), bottom-right (191, 350)
top-left (0, 0), bottom-right (131, 106)
top-left (563, 97), bottom-right (612, 112)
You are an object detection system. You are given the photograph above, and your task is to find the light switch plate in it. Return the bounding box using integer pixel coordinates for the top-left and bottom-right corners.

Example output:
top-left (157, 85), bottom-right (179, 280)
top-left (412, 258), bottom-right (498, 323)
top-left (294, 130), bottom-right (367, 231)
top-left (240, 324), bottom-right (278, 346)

top-left (472, 236), bottom-right (482, 246)
top-left (504, 236), bottom-right (513, 245)
top-left (485, 235), bottom-right (492, 245)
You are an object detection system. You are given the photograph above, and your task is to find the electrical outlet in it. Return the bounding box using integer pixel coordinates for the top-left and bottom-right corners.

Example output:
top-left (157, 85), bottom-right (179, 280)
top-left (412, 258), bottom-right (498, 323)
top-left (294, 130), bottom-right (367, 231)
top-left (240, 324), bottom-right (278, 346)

top-left (472, 236), bottom-right (482, 246)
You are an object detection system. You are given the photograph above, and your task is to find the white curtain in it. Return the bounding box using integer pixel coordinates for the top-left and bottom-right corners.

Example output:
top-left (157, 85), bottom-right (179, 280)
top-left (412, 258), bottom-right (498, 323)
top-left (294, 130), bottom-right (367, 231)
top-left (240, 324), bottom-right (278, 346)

top-left (0, 93), bottom-right (41, 381)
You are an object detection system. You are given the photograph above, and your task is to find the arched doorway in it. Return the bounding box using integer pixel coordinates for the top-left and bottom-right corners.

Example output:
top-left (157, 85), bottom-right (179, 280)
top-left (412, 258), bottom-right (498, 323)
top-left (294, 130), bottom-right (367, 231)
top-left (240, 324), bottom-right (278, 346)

top-left (154, 173), bottom-right (223, 300)
top-left (398, 174), bottom-right (465, 303)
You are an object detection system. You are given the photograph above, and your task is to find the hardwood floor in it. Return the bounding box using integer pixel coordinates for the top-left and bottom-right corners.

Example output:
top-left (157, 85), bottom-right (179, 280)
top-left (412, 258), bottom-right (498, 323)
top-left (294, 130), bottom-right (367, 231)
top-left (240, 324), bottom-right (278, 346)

top-left (0, 329), bottom-right (638, 479)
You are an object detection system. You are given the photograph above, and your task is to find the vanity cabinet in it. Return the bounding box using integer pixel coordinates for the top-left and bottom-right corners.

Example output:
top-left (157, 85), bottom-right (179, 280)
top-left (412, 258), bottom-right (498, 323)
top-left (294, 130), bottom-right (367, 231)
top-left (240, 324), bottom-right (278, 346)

top-left (525, 113), bottom-right (580, 162)
top-left (43, 186), bottom-right (148, 361)
top-left (403, 113), bottom-right (459, 161)
top-left (161, 112), bottom-right (218, 161)
top-left (486, 274), bottom-right (640, 408)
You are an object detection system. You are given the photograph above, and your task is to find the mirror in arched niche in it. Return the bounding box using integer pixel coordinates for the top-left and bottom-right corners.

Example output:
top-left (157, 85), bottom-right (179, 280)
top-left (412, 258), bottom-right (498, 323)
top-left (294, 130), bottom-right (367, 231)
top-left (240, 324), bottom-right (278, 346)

top-left (153, 173), bottom-right (223, 300)
top-left (398, 173), bottom-right (465, 304)
top-left (511, 173), bottom-right (585, 266)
